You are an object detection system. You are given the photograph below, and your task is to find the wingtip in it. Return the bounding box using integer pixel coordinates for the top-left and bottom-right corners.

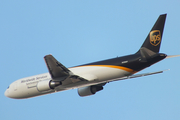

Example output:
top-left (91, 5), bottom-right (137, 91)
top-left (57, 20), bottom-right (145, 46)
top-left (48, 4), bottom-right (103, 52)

top-left (161, 13), bottom-right (167, 15)
top-left (44, 54), bottom-right (53, 58)
top-left (164, 69), bottom-right (170, 72)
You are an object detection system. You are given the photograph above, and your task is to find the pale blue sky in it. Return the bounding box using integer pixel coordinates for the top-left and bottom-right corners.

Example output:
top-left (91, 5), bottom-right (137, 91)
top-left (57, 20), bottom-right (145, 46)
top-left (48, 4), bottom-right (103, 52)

top-left (1, 1), bottom-right (180, 120)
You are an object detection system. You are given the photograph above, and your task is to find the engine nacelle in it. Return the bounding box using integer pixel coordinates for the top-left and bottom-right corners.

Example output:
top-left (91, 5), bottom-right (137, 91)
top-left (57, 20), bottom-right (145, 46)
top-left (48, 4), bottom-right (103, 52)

top-left (78, 85), bottom-right (103, 97)
top-left (37, 80), bottom-right (61, 92)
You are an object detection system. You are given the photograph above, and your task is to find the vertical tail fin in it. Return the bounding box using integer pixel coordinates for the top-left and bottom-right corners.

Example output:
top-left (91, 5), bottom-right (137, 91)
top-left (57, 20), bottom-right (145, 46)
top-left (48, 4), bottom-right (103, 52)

top-left (139, 14), bottom-right (167, 53)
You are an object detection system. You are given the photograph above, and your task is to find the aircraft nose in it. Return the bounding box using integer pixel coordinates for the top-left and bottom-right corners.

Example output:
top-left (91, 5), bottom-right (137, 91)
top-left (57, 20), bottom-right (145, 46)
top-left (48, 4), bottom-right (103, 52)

top-left (4, 86), bottom-right (25, 99)
top-left (4, 89), bottom-right (18, 99)
top-left (4, 89), bottom-right (10, 98)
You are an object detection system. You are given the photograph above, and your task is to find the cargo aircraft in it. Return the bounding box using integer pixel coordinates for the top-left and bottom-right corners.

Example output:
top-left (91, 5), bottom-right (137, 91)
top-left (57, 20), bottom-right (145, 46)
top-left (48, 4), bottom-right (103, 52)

top-left (4, 14), bottom-right (180, 99)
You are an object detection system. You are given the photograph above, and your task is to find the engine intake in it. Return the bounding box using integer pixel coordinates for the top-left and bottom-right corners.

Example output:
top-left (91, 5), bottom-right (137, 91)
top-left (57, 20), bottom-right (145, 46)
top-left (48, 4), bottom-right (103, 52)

top-left (37, 80), bottom-right (61, 92)
top-left (78, 85), bottom-right (103, 97)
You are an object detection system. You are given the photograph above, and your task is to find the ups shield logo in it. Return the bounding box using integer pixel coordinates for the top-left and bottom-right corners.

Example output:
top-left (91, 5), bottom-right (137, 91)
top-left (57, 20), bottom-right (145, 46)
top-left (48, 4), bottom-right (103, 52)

top-left (150, 30), bottom-right (161, 46)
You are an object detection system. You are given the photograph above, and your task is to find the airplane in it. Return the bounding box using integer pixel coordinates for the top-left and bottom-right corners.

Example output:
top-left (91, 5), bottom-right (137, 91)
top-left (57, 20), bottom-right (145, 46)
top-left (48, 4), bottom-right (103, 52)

top-left (4, 14), bottom-right (180, 99)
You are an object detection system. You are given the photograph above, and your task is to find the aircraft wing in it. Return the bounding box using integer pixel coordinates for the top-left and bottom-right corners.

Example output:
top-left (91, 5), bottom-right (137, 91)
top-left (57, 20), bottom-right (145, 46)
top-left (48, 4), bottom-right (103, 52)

top-left (44, 54), bottom-right (88, 84)
top-left (59, 69), bottom-right (168, 90)
top-left (114, 70), bottom-right (167, 81)
top-left (101, 69), bottom-right (168, 84)
top-left (44, 55), bottom-right (70, 81)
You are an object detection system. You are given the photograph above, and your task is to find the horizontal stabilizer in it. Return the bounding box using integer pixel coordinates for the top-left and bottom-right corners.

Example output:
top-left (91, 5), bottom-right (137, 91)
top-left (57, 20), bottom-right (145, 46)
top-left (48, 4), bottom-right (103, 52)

top-left (166, 55), bottom-right (180, 59)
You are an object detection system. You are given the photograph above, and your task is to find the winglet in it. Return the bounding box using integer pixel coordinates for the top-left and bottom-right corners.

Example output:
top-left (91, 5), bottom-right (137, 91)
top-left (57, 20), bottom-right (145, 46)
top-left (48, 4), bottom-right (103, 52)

top-left (44, 55), bottom-right (70, 81)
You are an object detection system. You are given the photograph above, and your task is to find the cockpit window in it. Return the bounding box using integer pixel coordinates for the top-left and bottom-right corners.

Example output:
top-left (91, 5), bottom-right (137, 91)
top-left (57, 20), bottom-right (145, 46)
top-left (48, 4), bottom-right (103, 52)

top-left (7, 86), bottom-right (9, 89)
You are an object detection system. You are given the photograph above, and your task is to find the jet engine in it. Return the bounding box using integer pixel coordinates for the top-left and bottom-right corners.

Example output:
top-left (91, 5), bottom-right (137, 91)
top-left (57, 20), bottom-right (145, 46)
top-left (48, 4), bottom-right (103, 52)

top-left (78, 85), bottom-right (103, 97)
top-left (37, 80), bottom-right (61, 92)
